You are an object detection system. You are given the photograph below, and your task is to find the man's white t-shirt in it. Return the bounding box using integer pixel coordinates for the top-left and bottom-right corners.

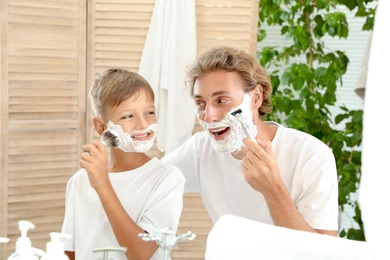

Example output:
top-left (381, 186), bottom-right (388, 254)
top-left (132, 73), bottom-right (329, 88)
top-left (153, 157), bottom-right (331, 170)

top-left (162, 122), bottom-right (338, 230)
top-left (61, 157), bottom-right (185, 260)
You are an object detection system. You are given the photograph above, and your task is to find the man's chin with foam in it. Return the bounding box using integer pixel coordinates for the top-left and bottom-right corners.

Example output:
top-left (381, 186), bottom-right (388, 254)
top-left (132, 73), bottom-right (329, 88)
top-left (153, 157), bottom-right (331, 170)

top-left (199, 119), bottom-right (246, 154)
top-left (198, 94), bottom-right (258, 153)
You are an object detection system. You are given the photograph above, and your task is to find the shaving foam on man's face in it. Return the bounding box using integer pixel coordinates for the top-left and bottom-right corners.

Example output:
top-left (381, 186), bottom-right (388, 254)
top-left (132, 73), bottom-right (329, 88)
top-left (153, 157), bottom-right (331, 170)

top-left (198, 94), bottom-right (258, 153)
top-left (106, 121), bottom-right (157, 153)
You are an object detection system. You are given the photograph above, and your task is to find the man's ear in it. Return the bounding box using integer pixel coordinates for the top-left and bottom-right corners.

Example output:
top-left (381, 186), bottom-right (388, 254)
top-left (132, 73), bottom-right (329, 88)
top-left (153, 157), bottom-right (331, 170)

top-left (92, 117), bottom-right (106, 136)
top-left (252, 84), bottom-right (263, 108)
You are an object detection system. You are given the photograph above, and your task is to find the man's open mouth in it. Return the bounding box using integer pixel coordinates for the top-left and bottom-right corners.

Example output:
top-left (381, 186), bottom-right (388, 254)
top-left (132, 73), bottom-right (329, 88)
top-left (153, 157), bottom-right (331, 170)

top-left (209, 127), bottom-right (230, 136)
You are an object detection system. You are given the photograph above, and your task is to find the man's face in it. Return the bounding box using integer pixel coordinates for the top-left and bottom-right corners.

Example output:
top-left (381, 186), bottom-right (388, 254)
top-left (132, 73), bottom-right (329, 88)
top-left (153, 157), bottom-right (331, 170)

top-left (192, 70), bottom-right (258, 153)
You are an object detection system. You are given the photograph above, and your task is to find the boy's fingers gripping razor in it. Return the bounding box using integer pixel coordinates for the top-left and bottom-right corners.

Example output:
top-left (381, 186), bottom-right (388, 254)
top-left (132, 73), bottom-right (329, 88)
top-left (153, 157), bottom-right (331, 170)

top-left (230, 109), bottom-right (257, 142)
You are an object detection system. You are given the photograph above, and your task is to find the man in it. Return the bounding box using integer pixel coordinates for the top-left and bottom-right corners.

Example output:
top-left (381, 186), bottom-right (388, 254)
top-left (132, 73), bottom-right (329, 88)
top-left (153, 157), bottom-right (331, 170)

top-left (162, 46), bottom-right (338, 236)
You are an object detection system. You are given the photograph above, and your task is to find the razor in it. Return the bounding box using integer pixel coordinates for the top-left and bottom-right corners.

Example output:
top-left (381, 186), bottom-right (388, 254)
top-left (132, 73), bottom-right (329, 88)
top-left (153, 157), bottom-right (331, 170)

top-left (230, 109), bottom-right (257, 142)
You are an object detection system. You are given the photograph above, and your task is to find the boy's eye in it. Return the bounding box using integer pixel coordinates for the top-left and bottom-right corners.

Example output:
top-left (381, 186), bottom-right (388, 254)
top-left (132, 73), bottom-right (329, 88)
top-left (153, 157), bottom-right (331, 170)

top-left (218, 98), bottom-right (227, 104)
top-left (146, 111), bottom-right (155, 116)
top-left (122, 114), bottom-right (133, 119)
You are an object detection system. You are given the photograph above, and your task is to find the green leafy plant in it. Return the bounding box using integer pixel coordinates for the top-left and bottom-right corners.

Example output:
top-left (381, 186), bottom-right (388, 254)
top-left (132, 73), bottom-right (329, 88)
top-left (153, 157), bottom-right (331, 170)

top-left (258, 0), bottom-right (376, 241)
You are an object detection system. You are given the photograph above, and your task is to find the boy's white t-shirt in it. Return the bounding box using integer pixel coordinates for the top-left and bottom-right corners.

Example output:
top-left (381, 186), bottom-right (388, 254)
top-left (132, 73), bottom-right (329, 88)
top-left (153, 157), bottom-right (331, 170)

top-left (162, 122), bottom-right (339, 231)
top-left (61, 157), bottom-right (185, 260)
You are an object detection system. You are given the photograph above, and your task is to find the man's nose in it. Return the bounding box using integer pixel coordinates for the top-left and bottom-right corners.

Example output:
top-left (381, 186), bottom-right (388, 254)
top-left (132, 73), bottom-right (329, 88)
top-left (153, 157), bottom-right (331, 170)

top-left (202, 105), bottom-right (222, 123)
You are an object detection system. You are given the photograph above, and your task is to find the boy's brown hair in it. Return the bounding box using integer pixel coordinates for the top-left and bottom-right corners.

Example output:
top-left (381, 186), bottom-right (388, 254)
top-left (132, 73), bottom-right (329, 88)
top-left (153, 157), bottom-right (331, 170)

top-left (90, 68), bottom-right (154, 118)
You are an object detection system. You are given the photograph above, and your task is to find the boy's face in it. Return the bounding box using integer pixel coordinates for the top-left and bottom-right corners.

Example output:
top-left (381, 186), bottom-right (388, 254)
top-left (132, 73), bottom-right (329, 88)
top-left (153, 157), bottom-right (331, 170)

top-left (106, 89), bottom-right (156, 142)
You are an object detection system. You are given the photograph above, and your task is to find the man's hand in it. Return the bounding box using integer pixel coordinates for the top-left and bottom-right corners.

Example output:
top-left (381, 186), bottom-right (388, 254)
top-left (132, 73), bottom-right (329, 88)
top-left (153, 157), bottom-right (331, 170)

top-left (241, 138), bottom-right (284, 197)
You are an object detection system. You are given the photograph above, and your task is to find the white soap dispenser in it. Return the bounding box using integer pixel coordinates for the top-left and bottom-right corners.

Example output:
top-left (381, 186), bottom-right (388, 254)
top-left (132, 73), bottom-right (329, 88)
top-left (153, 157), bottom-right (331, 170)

top-left (40, 232), bottom-right (70, 260)
top-left (7, 220), bottom-right (39, 260)
top-left (1, 237), bottom-right (10, 257)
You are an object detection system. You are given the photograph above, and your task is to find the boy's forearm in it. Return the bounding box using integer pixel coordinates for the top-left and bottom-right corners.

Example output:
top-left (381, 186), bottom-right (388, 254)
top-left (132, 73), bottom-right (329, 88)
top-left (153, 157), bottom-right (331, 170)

top-left (95, 184), bottom-right (158, 259)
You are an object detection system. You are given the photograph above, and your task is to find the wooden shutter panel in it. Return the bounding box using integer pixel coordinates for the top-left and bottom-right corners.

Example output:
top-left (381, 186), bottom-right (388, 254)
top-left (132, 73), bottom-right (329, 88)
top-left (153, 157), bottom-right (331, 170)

top-left (196, 0), bottom-right (258, 55)
top-left (0, 0), bottom-right (86, 257)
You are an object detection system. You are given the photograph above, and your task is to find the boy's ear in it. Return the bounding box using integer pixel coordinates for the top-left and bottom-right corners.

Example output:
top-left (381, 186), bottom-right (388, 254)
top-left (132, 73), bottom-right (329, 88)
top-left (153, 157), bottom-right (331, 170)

top-left (92, 117), bottom-right (106, 136)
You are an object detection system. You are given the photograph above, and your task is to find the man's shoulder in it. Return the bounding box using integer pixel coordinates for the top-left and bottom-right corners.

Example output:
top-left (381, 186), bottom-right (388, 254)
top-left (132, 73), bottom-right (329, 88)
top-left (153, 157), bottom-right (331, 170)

top-left (275, 123), bottom-right (332, 153)
top-left (152, 158), bottom-right (186, 180)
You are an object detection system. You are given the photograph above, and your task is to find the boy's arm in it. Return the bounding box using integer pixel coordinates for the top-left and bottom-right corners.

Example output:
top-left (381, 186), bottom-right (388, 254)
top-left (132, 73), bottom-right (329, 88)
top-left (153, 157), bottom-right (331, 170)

top-left (95, 184), bottom-right (159, 260)
top-left (80, 140), bottom-right (158, 259)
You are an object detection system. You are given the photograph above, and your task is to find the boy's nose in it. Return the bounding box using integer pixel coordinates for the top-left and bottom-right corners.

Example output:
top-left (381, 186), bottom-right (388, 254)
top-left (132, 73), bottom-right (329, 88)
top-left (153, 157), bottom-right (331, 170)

top-left (135, 117), bottom-right (149, 130)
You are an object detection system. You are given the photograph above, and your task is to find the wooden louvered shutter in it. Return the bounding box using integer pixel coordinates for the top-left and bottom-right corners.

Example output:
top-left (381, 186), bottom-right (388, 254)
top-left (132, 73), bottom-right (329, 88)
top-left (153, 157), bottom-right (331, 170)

top-left (196, 0), bottom-right (258, 56)
top-left (0, 0), bottom-right (86, 257)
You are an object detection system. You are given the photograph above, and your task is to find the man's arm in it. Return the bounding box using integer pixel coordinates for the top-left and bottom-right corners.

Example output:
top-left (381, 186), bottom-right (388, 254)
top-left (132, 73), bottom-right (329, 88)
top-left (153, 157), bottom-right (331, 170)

top-left (265, 183), bottom-right (337, 236)
top-left (241, 138), bottom-right (337, 236)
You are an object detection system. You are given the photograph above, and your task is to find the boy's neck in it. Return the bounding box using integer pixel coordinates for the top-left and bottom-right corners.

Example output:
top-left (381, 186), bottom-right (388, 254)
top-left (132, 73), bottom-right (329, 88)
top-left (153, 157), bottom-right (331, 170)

top-left (108, 151), bottom-right (151, 172)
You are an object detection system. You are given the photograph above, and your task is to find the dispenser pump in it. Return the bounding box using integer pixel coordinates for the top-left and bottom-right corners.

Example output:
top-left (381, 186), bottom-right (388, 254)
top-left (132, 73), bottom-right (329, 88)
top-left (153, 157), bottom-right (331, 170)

top-left (17, 221), bottom-right (34, 252)
top-left (40, 232), bottom-right (70, 260)
top-left (0, 237), bottom-right (10, 243)
top-left (7, 220), bottom-right (39, 260)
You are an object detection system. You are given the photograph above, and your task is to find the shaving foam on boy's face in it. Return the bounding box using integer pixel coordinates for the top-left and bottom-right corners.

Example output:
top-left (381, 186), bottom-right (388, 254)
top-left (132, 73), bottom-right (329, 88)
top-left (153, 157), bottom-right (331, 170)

top-left (106, 121), bottom-right (157, 153)
top-left (198, 93), bottom-right (258, 153)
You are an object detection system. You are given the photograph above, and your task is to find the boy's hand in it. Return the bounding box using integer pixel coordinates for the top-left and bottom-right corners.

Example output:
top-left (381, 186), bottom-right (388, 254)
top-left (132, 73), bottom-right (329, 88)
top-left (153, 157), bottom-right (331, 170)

top-left (80, 140), bottom-right (110, 191)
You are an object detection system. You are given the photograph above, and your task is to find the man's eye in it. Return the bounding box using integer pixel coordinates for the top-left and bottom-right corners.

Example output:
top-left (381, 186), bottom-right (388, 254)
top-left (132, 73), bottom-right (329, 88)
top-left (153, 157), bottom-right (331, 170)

top-left (196, 101), bottom-right (206, 108)
top-left (218, 98), bottom-right (227, 104)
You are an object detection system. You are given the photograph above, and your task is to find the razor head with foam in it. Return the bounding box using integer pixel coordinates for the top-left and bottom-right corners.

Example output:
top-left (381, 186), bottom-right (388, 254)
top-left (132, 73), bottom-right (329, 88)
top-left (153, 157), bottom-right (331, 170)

top-left (230, 108), bottom-right (257, 142)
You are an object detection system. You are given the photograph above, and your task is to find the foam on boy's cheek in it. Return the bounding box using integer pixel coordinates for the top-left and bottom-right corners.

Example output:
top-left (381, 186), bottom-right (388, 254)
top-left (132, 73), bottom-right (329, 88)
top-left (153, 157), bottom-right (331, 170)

top-left (106, 121), bottom-right (157, 153)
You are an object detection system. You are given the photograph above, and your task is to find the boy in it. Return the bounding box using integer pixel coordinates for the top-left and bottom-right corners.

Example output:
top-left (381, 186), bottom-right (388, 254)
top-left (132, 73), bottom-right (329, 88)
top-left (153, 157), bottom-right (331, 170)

top-left (61, 68), bottom-right (185, 259)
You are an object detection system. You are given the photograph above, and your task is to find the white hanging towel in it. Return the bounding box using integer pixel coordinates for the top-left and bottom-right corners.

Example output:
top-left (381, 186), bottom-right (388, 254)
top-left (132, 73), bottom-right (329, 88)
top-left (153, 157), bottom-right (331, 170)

top-left (139, 0), bottom-right (197, 153)
top-left (359, 1), bottom-right (390, 259)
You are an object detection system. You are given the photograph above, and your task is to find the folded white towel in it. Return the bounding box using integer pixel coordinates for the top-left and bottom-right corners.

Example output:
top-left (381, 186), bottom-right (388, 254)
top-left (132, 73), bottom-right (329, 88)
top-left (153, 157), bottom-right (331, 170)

top-left (206, 215), bottom-right (374, 260)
